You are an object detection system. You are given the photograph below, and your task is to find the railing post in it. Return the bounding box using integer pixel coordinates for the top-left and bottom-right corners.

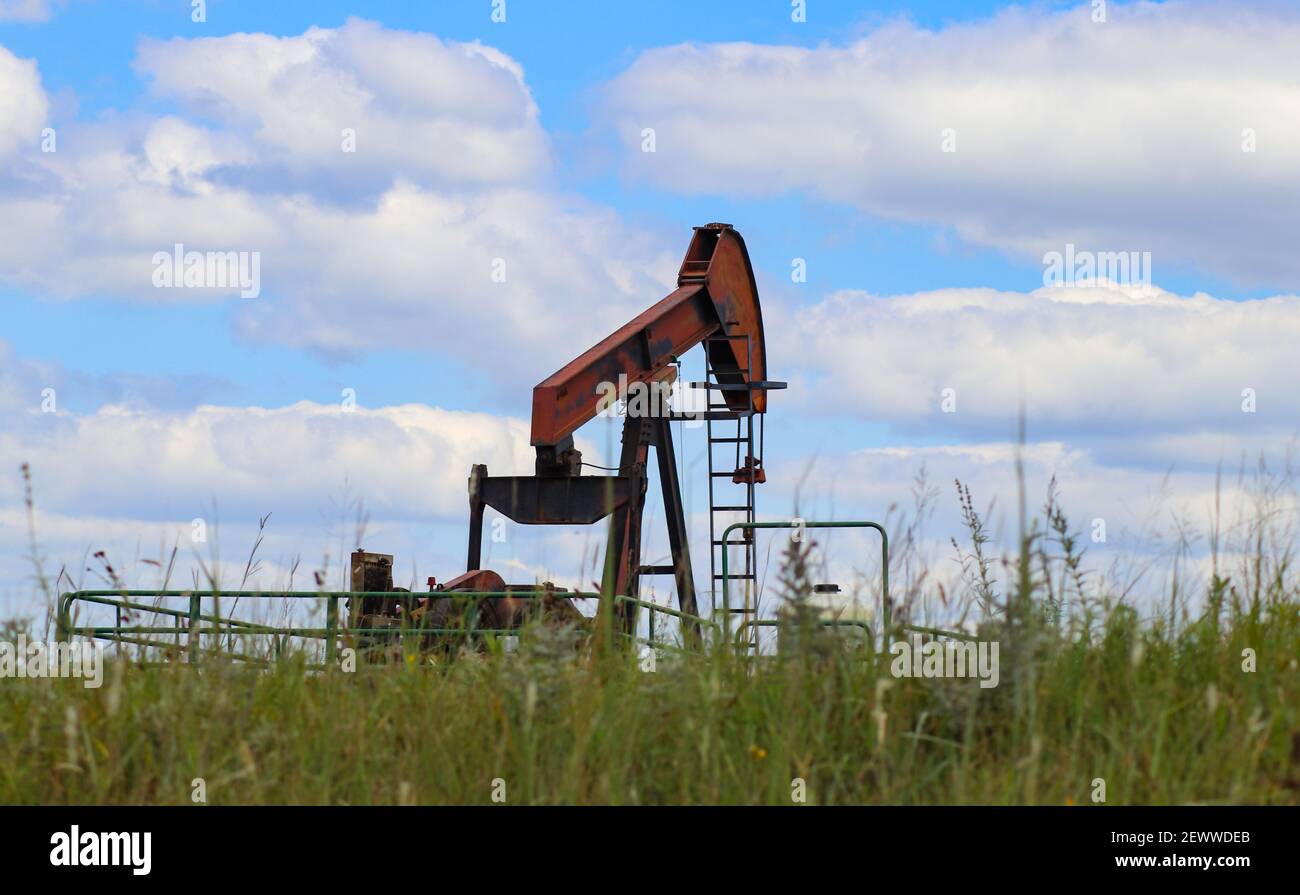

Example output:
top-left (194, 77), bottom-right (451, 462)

top-left (56, 593), bottom-right (70, 642)
top-left (879, 528), bottom-right (891, 654)
top-left (720, 535), bottom-right (732, 642)
top-left (188, 592), bottom-right (201, 659)
top-left (325, 595), bottom-right (338, 664)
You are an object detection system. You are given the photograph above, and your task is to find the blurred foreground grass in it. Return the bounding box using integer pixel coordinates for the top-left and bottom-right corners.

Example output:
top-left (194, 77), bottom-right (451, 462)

top-left (2, 587), bottom-right (1296, 805)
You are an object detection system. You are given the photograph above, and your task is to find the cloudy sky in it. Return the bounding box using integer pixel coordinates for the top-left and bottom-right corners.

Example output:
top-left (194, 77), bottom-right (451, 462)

top-left (2, 0), bottom-right (1296, 623)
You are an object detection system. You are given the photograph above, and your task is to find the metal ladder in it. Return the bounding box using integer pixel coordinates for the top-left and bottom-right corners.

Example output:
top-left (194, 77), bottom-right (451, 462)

top-left (700, 333), bottom-right (763, 644)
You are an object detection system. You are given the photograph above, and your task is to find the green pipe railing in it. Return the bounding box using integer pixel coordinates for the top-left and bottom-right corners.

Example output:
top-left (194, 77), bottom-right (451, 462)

top-left (734, 617), bottom-right (873, 650)
top-left (60, 576), bottom-right (973, 663)
top-left (901, 623), bottom-right (980, 643)
top-left (58, 589), bottom-right (604, 663)
top-left (59, 588), bottom-right (717, 663)
top-left (612, 594), bottom-right (720, 644)
top-left (719, 521), bottom-right (972, 651)
top-left (720, 520), bottom-right (889, 646)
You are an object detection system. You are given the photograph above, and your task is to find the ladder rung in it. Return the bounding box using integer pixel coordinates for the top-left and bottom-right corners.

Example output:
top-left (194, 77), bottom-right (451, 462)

top-left (714, 573), bottom-right (755, 580)
top-left (637, 565), bottom-right (678, 576)
top-left (712, 505), bottom-right (752, 512)
top-left (690, 380), bottom-right (786, 391)
top-left (665, 410), bottom-right (752, 421)
top-left (719, 607), bottom-right (753, 613)
top-left (708, 437), bottom-right (746, 443)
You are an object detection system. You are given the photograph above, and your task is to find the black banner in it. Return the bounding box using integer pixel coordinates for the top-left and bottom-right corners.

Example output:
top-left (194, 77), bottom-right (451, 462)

top-left (2, 805), bottom-right (1285, 882)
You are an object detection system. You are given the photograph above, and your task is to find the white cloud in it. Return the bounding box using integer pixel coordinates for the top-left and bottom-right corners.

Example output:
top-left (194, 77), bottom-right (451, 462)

top-left (133, 18), bottom-right (550, 190)
top-left (0, 390), bottom-right (615, 613)
top-left (773, 281), bottom-right (1300, 439)
top-left (1, 400), bottom-right (545, 522)
top-left (0, 42), bottom-right (46, 156)
top-left (773, 439), bottom-right (1211, 544)
top-left (0, 22), bottom-right (677, 376)
top-left (602, 1), bottom-right (1300, 286)
top-left (228, 185), bottom-right (675, 365)
top-left (0, 0), bottom-right (58, 24)
top-left (132, 116), bottom-right (253, 192)
top-left (0, 326), bottom-right (621, 594)
top-left (756, 434), bottom-right (1299, 620)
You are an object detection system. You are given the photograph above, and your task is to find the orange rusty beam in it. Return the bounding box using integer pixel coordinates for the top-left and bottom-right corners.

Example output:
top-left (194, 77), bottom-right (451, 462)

top-left (530, 224), bottom-right (768, 447)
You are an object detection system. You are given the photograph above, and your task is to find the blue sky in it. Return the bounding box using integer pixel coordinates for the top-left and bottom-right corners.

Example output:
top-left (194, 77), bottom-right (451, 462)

top-left (5, 1), bottom-right (1024, 418)
top-left (2, 0), bottom-right (1280, 419)
top-left (2, 0), bottom-right (1298, 619)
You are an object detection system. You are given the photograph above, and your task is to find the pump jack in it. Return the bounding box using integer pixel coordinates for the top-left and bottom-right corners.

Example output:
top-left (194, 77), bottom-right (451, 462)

top-left (350, 223), bottom-right (782, 647)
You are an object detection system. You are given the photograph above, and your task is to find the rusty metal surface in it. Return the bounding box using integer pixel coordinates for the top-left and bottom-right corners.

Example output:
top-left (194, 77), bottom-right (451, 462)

top-left (352, 566), bottom-right (588, 657)
top-left (348, 550), bottom-right (412, 624)
top-left (478, 473), bottom-right (637, 525)
top-left (683, 224), bottom-right (768, 416)
top-left (530, 223), bottom-right (768, 447)
top-left (421, 571), bottom-right (586, 650)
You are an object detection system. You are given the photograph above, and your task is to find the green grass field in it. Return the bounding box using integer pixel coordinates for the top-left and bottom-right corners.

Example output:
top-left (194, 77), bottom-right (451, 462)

top-left (4, 579), bottom-right (1296, 806)
top-left (5, 469), bottom-right (1298, 806)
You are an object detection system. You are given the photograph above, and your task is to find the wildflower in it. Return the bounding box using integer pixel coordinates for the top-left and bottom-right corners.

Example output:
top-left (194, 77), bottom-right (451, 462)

top-left (749, 745), bottom-right (767, 761)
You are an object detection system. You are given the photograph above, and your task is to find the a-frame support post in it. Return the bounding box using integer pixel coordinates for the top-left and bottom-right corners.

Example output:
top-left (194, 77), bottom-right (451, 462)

top-left (650, 416), bottom-right (699, 637)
